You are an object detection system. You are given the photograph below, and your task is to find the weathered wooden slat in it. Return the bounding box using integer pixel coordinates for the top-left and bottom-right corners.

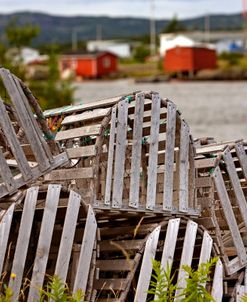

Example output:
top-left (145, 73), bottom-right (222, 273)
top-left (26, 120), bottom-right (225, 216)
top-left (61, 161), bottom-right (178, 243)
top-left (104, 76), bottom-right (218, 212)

top-left (236, 285), bottom-right (245, 302)
top-left (112, 99), bottom-right (128, 208)
top-left (55, 124), bottom-right (101, 141)
top-left (199, 231), bottom-right (213, 265)
top-left (0, 203), bottom-right (15, 275)
top-left (235, 142), bottom-right (247, 182)
top-left (211, 259), bottom-right (223, 302)
top-left (160, 218), bottom-right (180, 268)
top-left (129, 93), bottom-right (145, 208)
top-left (62, 108), bottom-right (110, 125)
top-left (155, 219), bottom-right (180, 301)
top-left (96, 259), bottom-right (134, 271)
top-left (146, 94), bottom-right (161, 210)
top-left (163, 101), bottom-right (176, 211)
top-left (44, 167), bottom-right (93, 181)
top-left (104, 107), bottom-right (117, 205)
top-left (12, 74), bottom-right (54, 163)
top-left (73, 205), bottom-right (97, 293)
top-left (0, 98), bottom-right (32, 181)
top-left (99, 240), bottom-right (143, 251)
top-left (0, 152), bottom-right (68, 199)
top-left (134, 226), bottom-right (161, 302)
top-left (0, 148), bottom-right (16, 192)
top-left (175, 220), bottom-right (198, 299)
top-left (179, 120), bottom-right (190, 212)
top-left (188, 141), bottom-right (196, 209)
top-left (27, 185), bottom-right (61, 302)
top-left (223, 147), bottom-right (247, 227)
top-left (54, 191), bottom-right (81, 282)
top-left (9, 187), bottom-right (39, 301)
top-left (44, 95), bottom-right (121, 117)
top-left (195, 157), bottom-right (217, 169)
top-left (66, 145), bottom-right (98, 159)
top-left (0, 69), bottom-right (50, 171)
top-left (213, 166), bottom-right (247, 266)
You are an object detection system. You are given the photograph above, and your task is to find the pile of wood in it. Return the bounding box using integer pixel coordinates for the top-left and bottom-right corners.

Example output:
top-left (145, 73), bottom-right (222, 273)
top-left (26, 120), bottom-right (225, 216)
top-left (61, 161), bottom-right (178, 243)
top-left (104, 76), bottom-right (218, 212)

top-left (0, 67), bottom-right (247, 301)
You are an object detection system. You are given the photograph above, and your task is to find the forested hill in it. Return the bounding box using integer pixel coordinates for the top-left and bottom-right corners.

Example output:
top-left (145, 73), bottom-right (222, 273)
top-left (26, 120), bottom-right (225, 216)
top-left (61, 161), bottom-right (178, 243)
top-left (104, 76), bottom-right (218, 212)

top-left (0, 11), bottom-right (243, 45)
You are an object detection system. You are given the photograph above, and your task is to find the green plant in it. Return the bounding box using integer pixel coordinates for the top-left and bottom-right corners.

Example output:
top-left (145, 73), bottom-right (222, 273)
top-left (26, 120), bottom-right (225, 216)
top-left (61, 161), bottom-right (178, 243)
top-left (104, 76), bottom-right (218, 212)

top-left (181, 258), bottom-right (218, 301)
top-left (241, 294), bottom-right (247, 302)
top-left (148, 260), bottom-right (177, 302)
top-left (39, 275), bottom-right (85, 302)
top-left (0, 285), bottom-right (13, 302)
top-left (148, 258), bottom-right (218, 302)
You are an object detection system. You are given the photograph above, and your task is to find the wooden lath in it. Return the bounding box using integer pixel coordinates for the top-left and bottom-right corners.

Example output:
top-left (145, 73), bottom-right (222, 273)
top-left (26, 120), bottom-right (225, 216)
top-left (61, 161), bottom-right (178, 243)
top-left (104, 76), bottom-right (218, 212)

top-left (0, 68), bottom-right (68, 199)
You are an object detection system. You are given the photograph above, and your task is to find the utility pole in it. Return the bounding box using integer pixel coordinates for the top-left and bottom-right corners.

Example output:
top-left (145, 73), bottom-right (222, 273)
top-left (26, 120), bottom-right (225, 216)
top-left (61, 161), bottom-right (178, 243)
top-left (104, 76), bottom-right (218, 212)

top-left (150, 0), bottom-right (156, 56)
top-left (204, 13), bottom-right (210, 43)
top-left (96, 24), bottom-right (102, 41)
top-left (72, 28), bottom-right (78, 51)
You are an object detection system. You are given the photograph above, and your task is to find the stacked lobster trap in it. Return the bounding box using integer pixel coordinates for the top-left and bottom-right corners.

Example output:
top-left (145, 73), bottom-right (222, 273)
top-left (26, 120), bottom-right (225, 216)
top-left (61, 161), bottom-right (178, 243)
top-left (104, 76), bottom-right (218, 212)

top-left (0, 67), bottom-right (247, 301)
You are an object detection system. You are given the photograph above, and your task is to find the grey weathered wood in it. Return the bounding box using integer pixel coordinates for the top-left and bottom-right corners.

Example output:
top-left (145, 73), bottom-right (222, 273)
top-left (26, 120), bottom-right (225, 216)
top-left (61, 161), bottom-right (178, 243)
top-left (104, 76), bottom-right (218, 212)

top-left (55, 190), bottom-right (81, 282)
top-left (129, 93), bottom-right (145, 208)
top-left (155, 219), bottom-right (180, 300)
top-left (236, 285), bottom-right (245, 302)
top-left (134, 226), bottom-right (161, 302)
top-left (211, 259), bottom-right (223, 302)
top-left (112, 99), bottom-right (128, 208)
top-left (213, 166), bottom-right (247, 266)
top-left (175, 220), bottom-right (198, 298)
top-left (62, 108), bottom-right (110, 125)
top-left (0, 98), bottom-right (32, 181)
top-left (0, 152), bottom-right (68, 199)
top-left (44, 167), bottom-right (93, 181)
top-left (245, 267), bottom-right (247, 293)
top-left (163, 101), bottom-right (176, 211)
top-left (27, 185), bottom-right (61, 302)
top-left (223, 147), bottom-right (247, 227)
top-left (9, 187), bottom-right (39, 301)
top-left (0, 69), bottom-right (50, 171)
top-left (55, 124), bottom-right (101, 141)
top-left (104, 107), bottom-right (117, 205)
top-left (73, 205), bottom-right (97, 293)
top-left (199, 231), bottom-right (213, 265)
top-left (161, 218), bottom-right (180, 268)
top-left (0, 148), bottom-right (16, 192)
top-left (0, 203), bottom-right (15, 275)
top-left (67, 145), bottom-right (98, 159)
top-left (179, 120), bottom-right (190, 212)
top-left (12, 74), bottom-right (54, 163)
top-left (146, 93), bottom-right (161, 210)
top-left (235, 142), bottom-right (247, 182)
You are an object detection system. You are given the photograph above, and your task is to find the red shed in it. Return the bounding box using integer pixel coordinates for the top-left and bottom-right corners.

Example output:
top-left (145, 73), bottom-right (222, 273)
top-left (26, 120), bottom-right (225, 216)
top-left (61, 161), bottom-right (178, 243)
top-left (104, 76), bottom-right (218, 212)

top-left (164, 46), bottom-right (217, 74)
top-left (60, 51), bottom-right (118, 78)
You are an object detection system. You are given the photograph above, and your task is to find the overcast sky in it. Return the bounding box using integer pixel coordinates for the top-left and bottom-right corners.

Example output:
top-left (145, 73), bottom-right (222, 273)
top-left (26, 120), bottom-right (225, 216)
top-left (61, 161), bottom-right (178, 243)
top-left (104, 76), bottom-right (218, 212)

top-left (0, 0), bottom-right (243, 19)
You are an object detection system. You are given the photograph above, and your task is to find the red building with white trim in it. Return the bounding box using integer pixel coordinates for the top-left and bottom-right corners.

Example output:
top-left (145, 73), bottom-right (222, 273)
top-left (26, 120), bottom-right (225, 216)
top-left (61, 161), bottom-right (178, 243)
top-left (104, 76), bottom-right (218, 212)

top-left (60, 51), bottom-right (118, 78)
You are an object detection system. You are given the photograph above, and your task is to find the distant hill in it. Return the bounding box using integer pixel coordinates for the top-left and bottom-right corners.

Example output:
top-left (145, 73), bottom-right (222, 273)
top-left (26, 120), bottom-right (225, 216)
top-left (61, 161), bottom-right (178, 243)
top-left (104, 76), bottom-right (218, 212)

top-left (0, 12), bottom-right (244, 46)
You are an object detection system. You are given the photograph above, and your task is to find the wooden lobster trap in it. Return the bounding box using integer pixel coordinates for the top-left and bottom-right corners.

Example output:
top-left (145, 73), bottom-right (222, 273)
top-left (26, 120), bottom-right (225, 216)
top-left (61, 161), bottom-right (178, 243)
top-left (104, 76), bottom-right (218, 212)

top-left (195, 140), bottom-right (247, 277)
top-left (0, 68), bottom-right (68, 201)
top-left (45, 91), bottom-right (198, 216)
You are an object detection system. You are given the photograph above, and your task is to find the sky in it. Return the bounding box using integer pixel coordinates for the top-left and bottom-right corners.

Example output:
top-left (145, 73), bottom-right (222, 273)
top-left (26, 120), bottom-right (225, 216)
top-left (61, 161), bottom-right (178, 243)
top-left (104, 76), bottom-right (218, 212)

top-left (0, 0), bottom-right (243, 19)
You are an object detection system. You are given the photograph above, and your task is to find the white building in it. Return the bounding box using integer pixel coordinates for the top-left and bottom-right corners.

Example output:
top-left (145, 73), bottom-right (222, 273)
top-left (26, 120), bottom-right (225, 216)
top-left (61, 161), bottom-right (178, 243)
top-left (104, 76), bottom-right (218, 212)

top-left (87, 40), bottom-right (131, 58)
top-left (159, 34), bottom-right (196, 56)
